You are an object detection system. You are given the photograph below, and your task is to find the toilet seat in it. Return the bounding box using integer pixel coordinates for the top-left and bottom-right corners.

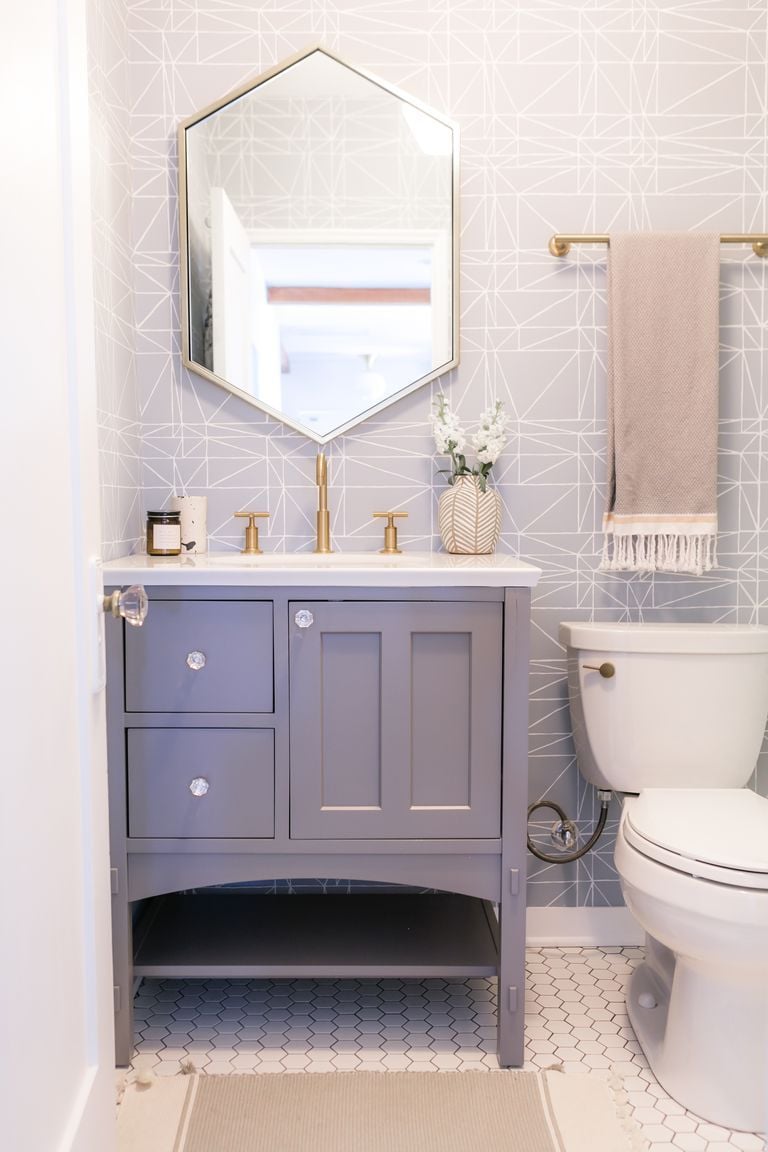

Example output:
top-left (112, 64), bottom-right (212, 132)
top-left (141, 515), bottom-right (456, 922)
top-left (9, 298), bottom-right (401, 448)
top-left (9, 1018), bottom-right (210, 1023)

top-left (623, 789), bottom-right (768, 891)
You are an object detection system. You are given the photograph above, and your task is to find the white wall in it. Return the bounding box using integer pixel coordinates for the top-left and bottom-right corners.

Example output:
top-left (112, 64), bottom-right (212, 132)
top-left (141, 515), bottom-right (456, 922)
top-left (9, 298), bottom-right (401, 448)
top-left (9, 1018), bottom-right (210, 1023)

top-left (1, 2), bottom-right (114, 1149)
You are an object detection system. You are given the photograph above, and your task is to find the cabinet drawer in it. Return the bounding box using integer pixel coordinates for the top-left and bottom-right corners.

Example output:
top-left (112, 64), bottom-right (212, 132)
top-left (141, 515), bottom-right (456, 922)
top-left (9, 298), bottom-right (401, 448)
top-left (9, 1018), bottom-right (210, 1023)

top-left (127, 729), bottom-right (274, 838)
top-left (125, 600), bottom-right (273, 713)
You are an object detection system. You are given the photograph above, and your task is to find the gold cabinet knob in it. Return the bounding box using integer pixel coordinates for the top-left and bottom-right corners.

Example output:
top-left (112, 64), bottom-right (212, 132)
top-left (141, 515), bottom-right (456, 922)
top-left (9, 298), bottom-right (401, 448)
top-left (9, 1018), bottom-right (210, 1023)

top-left (234, 511), bottom-right (269, 555)
top-left (373, 511), bottom-right (408, 554)
top-left (583, 662), bottom-right (616, 679)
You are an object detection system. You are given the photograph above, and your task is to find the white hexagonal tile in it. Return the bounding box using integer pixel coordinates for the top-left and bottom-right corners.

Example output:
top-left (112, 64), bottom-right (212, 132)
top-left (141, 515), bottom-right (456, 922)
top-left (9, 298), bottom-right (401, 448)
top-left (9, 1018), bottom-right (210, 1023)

top-left (674, 1124), bottom-right (711, 1142)
top-left (670, 1135), bottom-right (708, 1151)
top-left (652, 1097), bottom-right (685, 1117)
top-left (663, 1116), bottom-right (697, 1134)
top-left (379, 1054), bottom-right (412, 1070)
top-left (729, 1135), bottom-right (766, 1152)
top-left (125, 951), bottom-right (756, 1152)
top-left (331, 1054), bottom-right (362, 1070)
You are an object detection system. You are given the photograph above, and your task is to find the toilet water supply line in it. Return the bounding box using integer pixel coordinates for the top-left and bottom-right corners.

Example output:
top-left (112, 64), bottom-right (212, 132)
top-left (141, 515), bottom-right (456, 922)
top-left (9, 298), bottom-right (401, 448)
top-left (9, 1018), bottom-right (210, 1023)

top-left (526, 790), bottom-right (613, 864)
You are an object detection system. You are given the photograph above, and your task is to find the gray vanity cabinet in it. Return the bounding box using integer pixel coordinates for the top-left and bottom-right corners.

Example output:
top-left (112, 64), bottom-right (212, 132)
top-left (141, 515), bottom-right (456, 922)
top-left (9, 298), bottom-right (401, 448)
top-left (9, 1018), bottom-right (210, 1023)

top-left (289, 601), bottom-right (502, 839)
top-left (106, 583), bottom-right (531, 1073)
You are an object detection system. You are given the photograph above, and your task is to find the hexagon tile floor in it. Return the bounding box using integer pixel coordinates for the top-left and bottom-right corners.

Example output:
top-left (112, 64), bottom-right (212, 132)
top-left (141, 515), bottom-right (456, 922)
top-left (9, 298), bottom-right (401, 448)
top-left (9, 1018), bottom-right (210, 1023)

top-left (128, 946), bottom-right (766, 1152)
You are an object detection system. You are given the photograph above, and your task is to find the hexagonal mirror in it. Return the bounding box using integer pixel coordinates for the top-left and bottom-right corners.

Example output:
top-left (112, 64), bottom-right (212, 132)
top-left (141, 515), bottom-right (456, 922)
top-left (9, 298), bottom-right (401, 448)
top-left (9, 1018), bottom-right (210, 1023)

top-left (179, 46), bottom-right (459, 443)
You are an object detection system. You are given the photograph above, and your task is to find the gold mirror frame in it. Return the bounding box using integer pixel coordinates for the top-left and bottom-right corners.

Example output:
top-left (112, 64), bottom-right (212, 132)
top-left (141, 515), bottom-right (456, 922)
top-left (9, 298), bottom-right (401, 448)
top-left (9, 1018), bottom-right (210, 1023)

top-left (178, 45), bottom-right (460, 444)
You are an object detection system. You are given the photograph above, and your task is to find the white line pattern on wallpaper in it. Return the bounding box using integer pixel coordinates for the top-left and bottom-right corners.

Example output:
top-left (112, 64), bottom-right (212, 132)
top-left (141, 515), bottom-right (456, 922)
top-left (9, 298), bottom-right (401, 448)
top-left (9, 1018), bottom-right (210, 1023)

top-left (90, 0), bottom-right (768, 907)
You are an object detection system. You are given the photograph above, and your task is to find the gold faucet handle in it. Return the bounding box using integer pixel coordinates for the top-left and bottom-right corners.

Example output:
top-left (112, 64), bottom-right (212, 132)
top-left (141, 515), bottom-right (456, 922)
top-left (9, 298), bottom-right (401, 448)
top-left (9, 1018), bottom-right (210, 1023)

top-left (373, 511), bottom-right (408, 555)
top-left (234, 511), bottom-right (269, 555)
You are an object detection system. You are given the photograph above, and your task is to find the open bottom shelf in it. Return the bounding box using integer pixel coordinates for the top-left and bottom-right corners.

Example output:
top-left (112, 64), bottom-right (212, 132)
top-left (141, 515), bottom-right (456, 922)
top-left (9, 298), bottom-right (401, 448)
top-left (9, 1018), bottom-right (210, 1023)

top-left (133, 891), bottom-right (499, 980)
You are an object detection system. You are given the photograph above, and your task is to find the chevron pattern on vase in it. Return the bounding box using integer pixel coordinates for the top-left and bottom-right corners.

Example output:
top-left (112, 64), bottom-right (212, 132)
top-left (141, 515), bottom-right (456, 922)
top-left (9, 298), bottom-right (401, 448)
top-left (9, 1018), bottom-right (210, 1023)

top-left (438, 476), bottom-right (502, 555)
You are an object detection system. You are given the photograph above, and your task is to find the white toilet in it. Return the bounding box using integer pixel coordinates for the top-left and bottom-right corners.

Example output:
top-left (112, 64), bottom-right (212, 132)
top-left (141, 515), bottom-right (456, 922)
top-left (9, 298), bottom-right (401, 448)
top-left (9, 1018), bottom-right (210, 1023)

top-left (559, 622), bottom-right (768, 1133)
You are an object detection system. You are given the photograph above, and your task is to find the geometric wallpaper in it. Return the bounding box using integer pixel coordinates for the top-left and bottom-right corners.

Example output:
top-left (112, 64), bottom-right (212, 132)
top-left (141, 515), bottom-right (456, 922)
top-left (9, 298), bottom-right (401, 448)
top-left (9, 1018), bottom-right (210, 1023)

top-left (88, 0), bottom-right (142, 559)
top-left (88, 0), bottom-right (768, 908)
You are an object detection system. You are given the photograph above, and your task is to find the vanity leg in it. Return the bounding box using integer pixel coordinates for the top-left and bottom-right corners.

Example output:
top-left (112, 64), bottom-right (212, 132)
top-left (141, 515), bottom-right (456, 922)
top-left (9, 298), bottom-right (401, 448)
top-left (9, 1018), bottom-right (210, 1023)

top-left (496, 881), bottom-right (526, 1066)
top-left (497, 587), bottom-right (531, 1068)
top-left (111, 892), bottom-right (134, 1067)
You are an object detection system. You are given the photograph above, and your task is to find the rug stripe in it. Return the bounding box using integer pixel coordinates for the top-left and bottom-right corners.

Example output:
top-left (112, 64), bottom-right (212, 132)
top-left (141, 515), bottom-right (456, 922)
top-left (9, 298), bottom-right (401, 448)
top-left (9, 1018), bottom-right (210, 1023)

top-left (172, 1077), bottom-right (199, 1152)
top-left (538, 1074), bottom-right (568, 1152)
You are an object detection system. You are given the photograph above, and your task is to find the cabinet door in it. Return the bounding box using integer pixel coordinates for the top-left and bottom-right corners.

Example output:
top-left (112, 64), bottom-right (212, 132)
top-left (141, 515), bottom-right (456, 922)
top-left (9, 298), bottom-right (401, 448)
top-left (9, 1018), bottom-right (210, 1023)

top-left (289, 601), bottom-right (502, 838)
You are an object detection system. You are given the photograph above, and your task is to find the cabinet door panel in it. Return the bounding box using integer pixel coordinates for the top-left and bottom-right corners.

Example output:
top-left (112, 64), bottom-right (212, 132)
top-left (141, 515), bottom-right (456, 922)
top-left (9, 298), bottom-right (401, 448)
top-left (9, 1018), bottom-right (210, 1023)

top-left (411, 631), bottom-right (471, 808)
top-left (320, 632), bottom-right (382, 808)
top-left (289, 602), bottom-right (502, 839)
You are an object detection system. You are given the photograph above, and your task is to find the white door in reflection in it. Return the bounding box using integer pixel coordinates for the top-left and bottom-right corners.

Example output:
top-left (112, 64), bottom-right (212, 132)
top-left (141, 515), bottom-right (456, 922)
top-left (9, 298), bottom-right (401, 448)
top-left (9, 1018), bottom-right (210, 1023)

top-left (210, 187), bottom-right (251, 395)
top-left (210, 188), bottom-right (283, 407)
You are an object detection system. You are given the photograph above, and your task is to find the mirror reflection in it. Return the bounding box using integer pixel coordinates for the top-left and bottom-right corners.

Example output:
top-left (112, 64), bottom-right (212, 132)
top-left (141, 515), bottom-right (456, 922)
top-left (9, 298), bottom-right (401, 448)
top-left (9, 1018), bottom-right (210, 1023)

top-left (180, 47), bottom-right (458, 441)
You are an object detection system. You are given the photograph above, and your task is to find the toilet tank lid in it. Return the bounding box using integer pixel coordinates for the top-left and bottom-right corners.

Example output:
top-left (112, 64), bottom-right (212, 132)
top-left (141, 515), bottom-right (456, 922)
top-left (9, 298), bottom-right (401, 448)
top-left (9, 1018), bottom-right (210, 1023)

top-left (626, 790), bottom-right (768, 874)
top-left (559, 621), bottom-right (768, 654)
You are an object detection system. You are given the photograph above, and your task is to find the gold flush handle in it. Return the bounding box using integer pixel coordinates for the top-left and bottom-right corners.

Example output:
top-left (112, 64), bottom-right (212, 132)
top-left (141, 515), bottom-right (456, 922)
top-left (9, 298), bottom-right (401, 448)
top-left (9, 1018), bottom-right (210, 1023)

top-left (373, 511), bottom-right (408, 554)
top-left (235, 511), bottom-right (269, 555)
top-left (583, 662), bottom-right (616, 679)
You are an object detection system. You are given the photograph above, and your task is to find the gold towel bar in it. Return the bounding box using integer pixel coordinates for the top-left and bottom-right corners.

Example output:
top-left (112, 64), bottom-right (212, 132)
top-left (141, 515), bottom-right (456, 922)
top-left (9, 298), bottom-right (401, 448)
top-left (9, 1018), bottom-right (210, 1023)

top-left (548, 234), bottom-right (768, 258)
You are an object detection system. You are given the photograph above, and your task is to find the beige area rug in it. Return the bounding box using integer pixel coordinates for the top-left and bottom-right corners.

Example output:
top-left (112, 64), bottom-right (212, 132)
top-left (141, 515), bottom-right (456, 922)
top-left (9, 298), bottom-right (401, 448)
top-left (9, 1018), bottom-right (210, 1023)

top-left (117, 1070), bottom-right (644, 1152)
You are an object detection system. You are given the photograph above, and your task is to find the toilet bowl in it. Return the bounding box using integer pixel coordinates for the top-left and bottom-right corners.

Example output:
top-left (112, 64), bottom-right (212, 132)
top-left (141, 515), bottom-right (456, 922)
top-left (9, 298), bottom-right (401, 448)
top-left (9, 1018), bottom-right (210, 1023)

top-left (618, 790), bottom-right (768, 1131)
top-left (559, 622), bottom-right (768, 1132)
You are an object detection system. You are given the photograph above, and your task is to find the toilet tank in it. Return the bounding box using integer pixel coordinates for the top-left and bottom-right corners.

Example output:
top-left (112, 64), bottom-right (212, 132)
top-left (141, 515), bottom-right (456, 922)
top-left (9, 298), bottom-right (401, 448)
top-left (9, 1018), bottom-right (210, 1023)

top-left (559, 623), bottom-right (768, 792)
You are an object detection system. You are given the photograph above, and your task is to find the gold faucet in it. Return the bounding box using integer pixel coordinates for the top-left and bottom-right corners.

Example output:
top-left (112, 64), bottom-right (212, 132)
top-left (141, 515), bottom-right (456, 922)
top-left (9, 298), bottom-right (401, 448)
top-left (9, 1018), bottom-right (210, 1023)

top-left (314, 451), bottom-right (332, 553)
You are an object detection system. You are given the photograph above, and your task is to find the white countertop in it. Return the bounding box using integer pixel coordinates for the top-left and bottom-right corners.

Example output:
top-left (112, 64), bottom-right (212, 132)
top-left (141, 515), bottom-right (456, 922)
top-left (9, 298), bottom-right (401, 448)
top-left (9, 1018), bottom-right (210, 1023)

top-left (102, 551), bottom-right (542, 588)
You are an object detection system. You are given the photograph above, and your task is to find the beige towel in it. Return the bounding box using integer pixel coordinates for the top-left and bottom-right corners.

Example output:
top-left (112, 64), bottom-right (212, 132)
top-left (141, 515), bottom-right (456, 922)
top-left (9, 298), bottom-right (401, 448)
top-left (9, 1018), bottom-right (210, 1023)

top-left (602, 231), bottom-right (720, 575)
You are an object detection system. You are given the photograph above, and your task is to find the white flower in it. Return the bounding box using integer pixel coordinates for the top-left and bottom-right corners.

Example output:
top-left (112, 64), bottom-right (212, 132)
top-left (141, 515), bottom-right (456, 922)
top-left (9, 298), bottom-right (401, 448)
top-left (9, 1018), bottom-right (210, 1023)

top-left (432, 395), bottom-right (508, 486)
top-left (476, 443), bottom-right (499, 465)
top-left (471, 401), bottom-right (508, 465)
top-left (431, 395), bottom-right (466, 454)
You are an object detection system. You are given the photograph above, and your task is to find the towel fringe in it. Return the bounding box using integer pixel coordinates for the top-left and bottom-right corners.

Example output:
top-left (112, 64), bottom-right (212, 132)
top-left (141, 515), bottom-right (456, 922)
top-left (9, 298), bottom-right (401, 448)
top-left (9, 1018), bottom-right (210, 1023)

top-left (600, 532), bottom-right (717, 576)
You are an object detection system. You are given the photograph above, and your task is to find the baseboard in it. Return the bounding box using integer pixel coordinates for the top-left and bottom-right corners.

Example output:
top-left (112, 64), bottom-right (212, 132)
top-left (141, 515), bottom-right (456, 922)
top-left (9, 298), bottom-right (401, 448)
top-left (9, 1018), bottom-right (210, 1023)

top-left (526, 906), bottom-right (645, 947)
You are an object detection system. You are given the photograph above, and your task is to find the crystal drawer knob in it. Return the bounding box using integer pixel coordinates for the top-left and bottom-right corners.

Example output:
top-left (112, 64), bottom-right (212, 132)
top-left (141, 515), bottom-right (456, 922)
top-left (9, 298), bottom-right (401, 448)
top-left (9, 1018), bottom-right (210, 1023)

top-left (295, 610), bottom-right (314, 629)
top-left (189, 777), bottom-right (209, 797)
top-left (103, 584), bottom-right (148, 627)
top-left (186, 650), bottom-right (206, 671)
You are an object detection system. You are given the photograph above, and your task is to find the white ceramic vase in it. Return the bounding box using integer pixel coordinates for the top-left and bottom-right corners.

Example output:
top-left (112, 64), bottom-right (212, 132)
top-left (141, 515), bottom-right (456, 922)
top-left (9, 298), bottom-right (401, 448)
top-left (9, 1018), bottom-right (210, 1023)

top-left (438, 475), bottom-right (502, 554)
top-left (169, 495), bottom-right (208, 553)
